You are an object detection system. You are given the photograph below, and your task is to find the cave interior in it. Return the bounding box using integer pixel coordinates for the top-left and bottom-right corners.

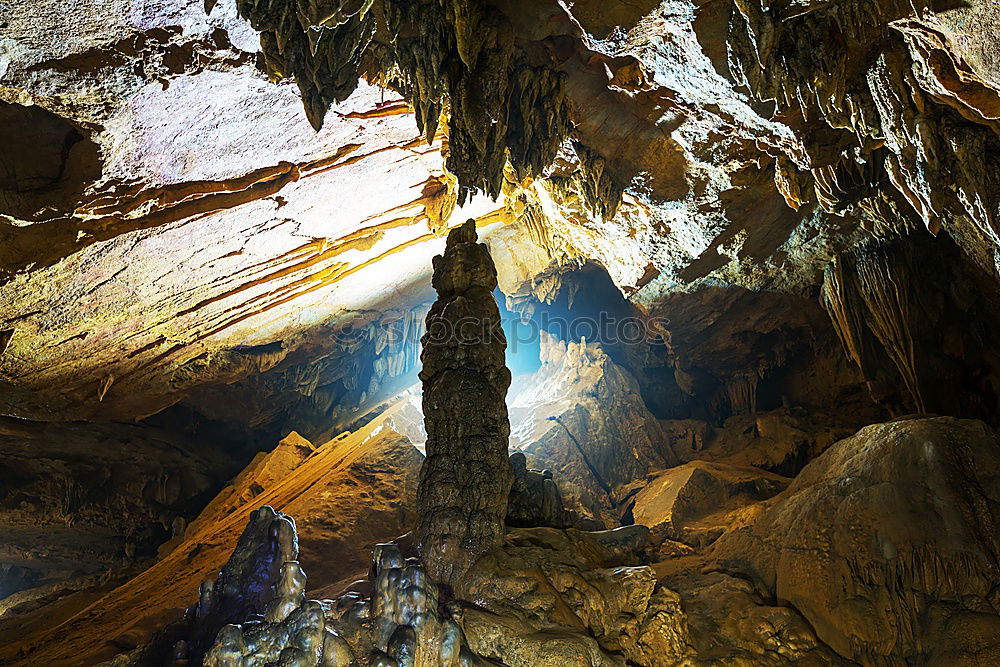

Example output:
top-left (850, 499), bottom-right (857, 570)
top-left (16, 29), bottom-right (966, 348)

top-left (2, 0), bottom-right (1000, 665)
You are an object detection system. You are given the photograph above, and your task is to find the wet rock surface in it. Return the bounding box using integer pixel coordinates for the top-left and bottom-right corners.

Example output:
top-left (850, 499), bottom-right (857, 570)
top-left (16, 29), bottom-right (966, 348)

top-left (186, 505), bottom-right (300, 663)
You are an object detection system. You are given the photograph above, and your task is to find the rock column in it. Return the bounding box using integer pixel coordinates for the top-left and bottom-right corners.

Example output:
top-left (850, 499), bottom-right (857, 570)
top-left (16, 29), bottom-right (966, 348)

top-left (416, 219), bottom-right (513, 586)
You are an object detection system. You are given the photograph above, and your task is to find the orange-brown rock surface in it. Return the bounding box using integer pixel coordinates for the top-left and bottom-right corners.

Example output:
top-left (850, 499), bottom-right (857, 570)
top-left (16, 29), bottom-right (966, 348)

top-left (712, 416), bottom-right (1000, 665)
top-left (0, 0), bottom-right (509, 435)
top-left (0, 407), bottom-right (421, 666)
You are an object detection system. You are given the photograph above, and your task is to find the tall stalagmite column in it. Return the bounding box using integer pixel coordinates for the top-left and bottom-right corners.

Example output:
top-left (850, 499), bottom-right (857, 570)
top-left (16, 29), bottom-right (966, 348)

top-left (417, 219), bottom-right (513, 586)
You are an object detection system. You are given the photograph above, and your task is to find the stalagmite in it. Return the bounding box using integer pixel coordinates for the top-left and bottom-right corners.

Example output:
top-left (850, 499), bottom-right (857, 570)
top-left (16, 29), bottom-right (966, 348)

top-left (416, 219), bottom-right (513, 587)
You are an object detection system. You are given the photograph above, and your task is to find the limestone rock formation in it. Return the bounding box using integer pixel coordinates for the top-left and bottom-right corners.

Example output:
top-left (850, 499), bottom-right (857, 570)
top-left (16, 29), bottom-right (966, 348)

top-left (0, 411), bottom-right (422, 666)
top-left (148, 508), bottom-right (688, 667)
top-left (416, 219), bottom-right (513, 587)
top-left (185, 505), bottom-right (299, 663)
top-left (155, 505), bottom-right (355, 667)
top-left (461, 528), bottom-right (674, 666)
top-left (822, 231), bottom-right (1000, 419)
top-left (379, 386), bottom-right (427, 451)
top-left (225, 0), bottom-right (375, 130)
top-left (505, 452), bottom-right (575, 530)
top-left (630, 460), bottom-right (788, 550)
top-left (712, 416), bottom-right (1000, 665)
top-left (5, 0), bottom-right (1000, 665)
top-left (5, 0), bottom-right (999, 449)
top-left (200, 555), bottom-right (354, 667)
top-left (226, 0), bottom-right (572, 202)
top-left (510, 333), bottom-right (676, 526)
top-left (665, 407), bottom-right (860, 477)
top-left (658, 570), bottom-right (845, 666)
top-left (337, 542), bottom-right (478, 666)
top-left (0, 0), bottom-right (509, 436)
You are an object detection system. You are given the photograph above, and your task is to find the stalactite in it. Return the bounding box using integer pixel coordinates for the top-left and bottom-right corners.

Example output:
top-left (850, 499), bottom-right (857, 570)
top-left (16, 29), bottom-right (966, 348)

top-left (822, 242), bottom-right (926, 413)
top-left (725, 0), bottom-right (1000, 258)
top-left (852, 252), bottom-right (924, 412)
top-left (226, 0), bottom-right (376, 129)
top-left (822, 258), bottom-right (869, 376)
top-left (724, 370), bottom-right (760, 416)
top-left (224, 0), bottom-right (572, 201)
top-left (546, 141), bottom-right (625, 221)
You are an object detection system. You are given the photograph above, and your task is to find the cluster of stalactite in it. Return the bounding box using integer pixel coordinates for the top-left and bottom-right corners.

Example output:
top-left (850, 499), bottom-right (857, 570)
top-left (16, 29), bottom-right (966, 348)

top-left (821, 231), bottom-right (1000, 422)
top-left (727, 0), bottom-right (921, 139)
top-left (546, 141), bottom-right (625, 221)
top-left (723, 0), bottom-right (1000, 266)
top-left (723, 370), bottom-right (761, 417)
top-left (822, 239), bottom-right (925, 413)
top-left (223, 0), bottom-right (572, 202)
top-left (221, 0), bottom-right (376, 129)
top-left (382, 0), bottom-right (571, 203)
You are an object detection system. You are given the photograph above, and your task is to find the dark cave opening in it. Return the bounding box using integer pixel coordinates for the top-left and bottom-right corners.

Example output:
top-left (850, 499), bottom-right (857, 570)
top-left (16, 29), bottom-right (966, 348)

top-left (0, 101), bottom-right (102, 221)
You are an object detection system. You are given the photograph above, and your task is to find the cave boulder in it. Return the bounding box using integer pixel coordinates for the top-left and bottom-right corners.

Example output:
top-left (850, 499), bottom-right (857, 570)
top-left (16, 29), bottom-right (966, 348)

top-left (712, 416), bottom-right (1000, 665)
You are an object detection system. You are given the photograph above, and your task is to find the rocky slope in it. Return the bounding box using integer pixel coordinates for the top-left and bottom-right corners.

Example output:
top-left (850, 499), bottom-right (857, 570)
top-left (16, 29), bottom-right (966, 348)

top-left (0, 405), bottom-right (421, 666)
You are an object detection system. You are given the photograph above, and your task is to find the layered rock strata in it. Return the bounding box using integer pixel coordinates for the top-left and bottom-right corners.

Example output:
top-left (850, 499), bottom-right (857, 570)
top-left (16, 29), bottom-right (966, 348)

top-left (7, 0), bottom-right (999, 448)
top-left (416, 219), bottom-right (513, 587)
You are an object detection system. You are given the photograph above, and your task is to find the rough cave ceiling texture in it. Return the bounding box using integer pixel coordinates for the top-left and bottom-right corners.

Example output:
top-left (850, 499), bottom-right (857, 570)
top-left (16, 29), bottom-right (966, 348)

top-left (3, 0), bottom-right (1000, 443)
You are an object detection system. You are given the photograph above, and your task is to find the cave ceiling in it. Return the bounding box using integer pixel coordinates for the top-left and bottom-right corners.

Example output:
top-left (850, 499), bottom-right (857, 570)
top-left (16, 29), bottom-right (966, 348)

top-left (1, 0), bottom-right (999, 433)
